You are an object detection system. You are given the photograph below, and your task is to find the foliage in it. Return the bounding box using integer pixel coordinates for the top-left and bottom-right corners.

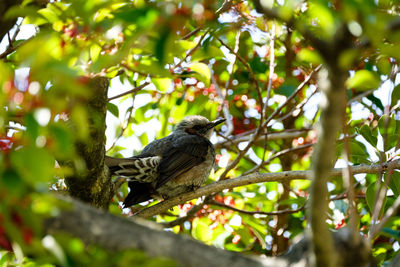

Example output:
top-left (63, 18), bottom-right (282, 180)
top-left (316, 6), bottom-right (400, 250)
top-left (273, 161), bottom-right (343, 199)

top-left (1, 0), bottom-right (400, 265)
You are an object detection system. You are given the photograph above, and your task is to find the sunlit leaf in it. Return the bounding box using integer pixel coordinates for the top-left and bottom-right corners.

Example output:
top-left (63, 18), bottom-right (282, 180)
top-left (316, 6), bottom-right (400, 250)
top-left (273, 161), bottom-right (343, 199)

top-left (297, 49), bottom-right (323, 64)
top-left (90, 43), bottom-right (102, 62)
top-left (152, 77), bottom-right (172, 92)
top-left (189, 62), bottom-right (211, 87)
top-left (346, 70), bottom-right (380, 91)
top-left (192, 217), bottom-right (212, 243)
top-left (308, 3), bottom-right (336, 37)
top-left (377, 57), bottom-right (392, 75)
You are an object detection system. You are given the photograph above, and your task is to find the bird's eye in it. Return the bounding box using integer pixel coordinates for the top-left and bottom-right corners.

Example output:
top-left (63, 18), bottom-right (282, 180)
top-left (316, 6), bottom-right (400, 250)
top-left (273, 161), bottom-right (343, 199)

top-left (192, 125), bottom-right (203, 130)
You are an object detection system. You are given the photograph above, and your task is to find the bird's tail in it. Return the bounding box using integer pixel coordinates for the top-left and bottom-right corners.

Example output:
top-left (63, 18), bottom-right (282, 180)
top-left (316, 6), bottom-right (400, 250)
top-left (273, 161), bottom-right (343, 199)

top-left (105, 155), bottom-right (161, 182)
top-left (122, 181), bottom-right (153, 207)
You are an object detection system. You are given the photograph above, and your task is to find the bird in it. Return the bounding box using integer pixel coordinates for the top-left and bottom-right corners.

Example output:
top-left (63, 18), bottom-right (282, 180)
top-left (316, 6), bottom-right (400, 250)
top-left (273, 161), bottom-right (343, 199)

top-left (105, 115), bottom-right (225, 208)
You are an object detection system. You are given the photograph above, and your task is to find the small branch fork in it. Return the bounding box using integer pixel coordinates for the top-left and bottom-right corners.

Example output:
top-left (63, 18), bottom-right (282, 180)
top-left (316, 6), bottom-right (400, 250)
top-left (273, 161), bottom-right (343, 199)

top-left (107, 82), bottom-right (150, 101)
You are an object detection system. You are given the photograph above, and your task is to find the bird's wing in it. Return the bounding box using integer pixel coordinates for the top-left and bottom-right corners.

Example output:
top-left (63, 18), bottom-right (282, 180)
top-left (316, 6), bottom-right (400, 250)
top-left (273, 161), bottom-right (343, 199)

top-left (156, 135), bottom-right (212, 188)
top-left (105, 155), bottom-right (161, 182)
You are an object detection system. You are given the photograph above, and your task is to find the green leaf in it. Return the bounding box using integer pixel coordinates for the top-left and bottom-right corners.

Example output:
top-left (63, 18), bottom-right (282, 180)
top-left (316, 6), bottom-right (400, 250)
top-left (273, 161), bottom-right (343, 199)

top-left (155, 28), bottom-right (171, 65)
top-left (377, 57), bottom-right (392, 75)
top-left (175, 40), bottom-right (197, 50)
top-left (25, 113), bottom-right (39, 142)
top-left (191, 46), bottom-right (224, 61)
top-left (388, 171), bottom-right (400, 197)
top-left (107, 102), bottom-right (119, 118)
top-left (249, 56), bottom-right (268, 73)
top-left (359, 124), bottom-right (377, 147)
top-left (338, 140), bottom-right (370, 164)
top-left (378, 115), bottom-right (397, 151)
top-left (308, 3), bottom-right (335, 37)
top-left (391, 84), bottom-right (400, 108)
top-left (366, 94), bottom-right (384, 112)
top-left (11, 147), bottom-right (55, 183)
top-left (192, 217), bottom-right (212, 243)
top-left (276, 84), bottom-right (297, 97)
top-left (37, 7), bottom-right (59, 23)
top-left (346, 70), bottom-right (380, 91)
top-left (90, 43), bottom-right (102, 62)
top-left (189, 62), bottom-right (211, 87)
top-left (2, 169), bottom-right (25, 195)
top-left (382, 227), bottom-right (400, 239)
top-left (297, 49), bottom-right (323, 64)
top-left (152, 77), bottom-right (172, 92)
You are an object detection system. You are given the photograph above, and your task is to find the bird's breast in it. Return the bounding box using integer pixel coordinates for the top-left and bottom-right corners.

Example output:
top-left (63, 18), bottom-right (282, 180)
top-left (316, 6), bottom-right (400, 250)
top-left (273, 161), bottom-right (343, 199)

top-left (155, 148), bottom-right (215, 198)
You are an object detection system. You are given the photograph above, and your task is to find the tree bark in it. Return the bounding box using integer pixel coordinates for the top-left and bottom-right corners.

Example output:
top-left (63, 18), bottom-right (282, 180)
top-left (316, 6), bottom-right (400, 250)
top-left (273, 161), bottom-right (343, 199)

top-left (64, 77), bottom-right (114, 209)
top-left (45, 197), bottom-right (286, 267)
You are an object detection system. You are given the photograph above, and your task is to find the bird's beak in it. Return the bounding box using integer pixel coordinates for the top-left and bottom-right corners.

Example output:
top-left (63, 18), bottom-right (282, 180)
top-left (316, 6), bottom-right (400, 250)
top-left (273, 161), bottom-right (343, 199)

top-left (210, 118), bottom-right (226, 128)
top-left (201, 118), bottom-right (225, 136)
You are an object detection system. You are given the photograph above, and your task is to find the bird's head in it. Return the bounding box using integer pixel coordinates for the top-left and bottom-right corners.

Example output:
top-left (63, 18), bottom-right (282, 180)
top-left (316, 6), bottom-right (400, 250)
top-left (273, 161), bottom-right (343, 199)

top-left (175, 115), bottom-right (225, 138)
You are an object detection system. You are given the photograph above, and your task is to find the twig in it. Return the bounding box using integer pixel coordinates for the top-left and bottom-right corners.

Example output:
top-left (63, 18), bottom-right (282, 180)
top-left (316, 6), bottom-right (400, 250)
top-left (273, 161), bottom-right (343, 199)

top-left (212, 75), bottom-right (234, 136)
top-left (107, 82), bottom-right (149, 101)
top-left (214, 128), bottom-right (310, 149)
top-left (243, 143), bottom-right (313, 175)
top-left (342, 117), bottom-right (360, 244)
top-left (181, 27), bottom-right (201, 40)
top-left (174, 30), bottom-right (209, 70)
top-left (275, 85), bottom-right (318, 122)
top-left (329, 193), bottom-right (365, 201)
top-left (369, 163), bottom-right (396, 241)
top-left (215, 36), bottom-right (265, 180)
top-left (369, 188), bottom-right (400, 240)
top-left (160, 197), bottom-right (212, 228)
top-left (5, 125), bottom-right (25, 132)
top-left (370, 114), bottom-right (392, 234)
top-left (263, 22), bottom-right (276, 119)
top-left (213, 31), bottom-right (241, 136)
top-left (0, 37), bottom-right (32, 59)
top-left (207, 199), bottom-right (305, 216)
top-left (106, 92), bottom-right (137, 152)
top-left (262, 65), bottom-right (322, 128)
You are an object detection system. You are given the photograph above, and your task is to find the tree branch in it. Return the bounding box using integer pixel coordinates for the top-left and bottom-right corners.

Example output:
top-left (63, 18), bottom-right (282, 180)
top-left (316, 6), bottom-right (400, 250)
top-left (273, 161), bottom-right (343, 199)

top-left (308, 66), bottom-right (347, 267)
top-left (45, 197), bottom-right (287, 267)
top-left (214, 129), bottom-right (310, 149)
top-left (207, 199), bottom-right (305, 216)
top-left (107, 82), bottom-right (150, 101)
top-left (134, 159), bottom-right (400, 218)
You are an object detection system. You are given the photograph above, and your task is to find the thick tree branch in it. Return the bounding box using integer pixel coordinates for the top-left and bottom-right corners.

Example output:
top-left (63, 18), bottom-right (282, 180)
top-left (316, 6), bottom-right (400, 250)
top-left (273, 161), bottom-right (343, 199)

top-left (45, 197), bottom-right (286, 267)
top-left (44, 198), bottom-right (374, 267)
